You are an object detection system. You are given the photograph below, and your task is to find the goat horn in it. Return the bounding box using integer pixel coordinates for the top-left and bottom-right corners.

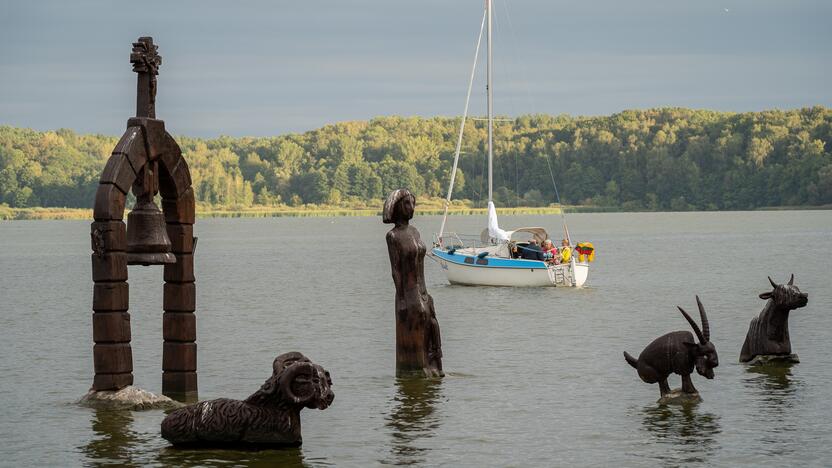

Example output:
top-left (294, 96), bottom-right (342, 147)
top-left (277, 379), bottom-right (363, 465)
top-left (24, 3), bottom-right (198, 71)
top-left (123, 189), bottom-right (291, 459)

top-left (768, 276), bottom-right (778, 289)
top-left (788, 274), bottom-right (794, 286)
top-left (677, 306), bottom-right (706, 344)
top-left (696, 295), bottom-right (710, 343)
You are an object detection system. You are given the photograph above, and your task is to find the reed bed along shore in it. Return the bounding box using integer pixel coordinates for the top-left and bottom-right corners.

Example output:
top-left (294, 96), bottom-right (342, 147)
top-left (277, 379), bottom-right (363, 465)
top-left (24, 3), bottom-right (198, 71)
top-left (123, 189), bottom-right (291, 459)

top-left (0, 203), bottom-right (585, 221)
top-left (5, 203), bottom-right (823, 220)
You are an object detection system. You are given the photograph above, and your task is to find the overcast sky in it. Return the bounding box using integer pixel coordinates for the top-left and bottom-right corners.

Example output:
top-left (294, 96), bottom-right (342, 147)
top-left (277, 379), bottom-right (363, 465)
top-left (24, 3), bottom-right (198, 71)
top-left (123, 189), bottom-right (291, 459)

top-left (1, 0), bottom-right (830, 137)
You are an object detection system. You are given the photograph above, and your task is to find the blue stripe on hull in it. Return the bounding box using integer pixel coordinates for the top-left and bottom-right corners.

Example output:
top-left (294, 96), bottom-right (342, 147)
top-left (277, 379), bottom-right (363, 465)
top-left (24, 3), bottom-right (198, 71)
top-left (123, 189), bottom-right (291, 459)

top-left (431, 248), bottom-right (547, 269)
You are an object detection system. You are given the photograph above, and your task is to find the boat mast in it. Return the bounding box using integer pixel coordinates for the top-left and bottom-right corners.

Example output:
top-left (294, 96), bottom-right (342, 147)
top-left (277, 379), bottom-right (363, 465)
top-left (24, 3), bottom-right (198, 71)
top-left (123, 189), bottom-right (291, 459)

top-left (486, 0), bottom-right (494, 204)
top-left (438, 8), bottom-right (487, 243)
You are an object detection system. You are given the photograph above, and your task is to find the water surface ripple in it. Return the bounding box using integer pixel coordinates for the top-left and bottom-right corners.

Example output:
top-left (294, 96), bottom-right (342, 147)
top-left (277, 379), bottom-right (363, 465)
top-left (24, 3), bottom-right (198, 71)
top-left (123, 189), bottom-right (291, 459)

top-left (0, 211), bottom-right (830, 466)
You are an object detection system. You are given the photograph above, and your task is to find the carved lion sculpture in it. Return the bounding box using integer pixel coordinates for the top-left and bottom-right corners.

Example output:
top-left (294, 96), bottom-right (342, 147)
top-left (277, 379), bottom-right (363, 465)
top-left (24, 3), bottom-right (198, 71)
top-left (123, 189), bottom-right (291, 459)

top-left (740, 275), bottom-right (808, 363)
top-left (161, 352), bottom-right (333, 448)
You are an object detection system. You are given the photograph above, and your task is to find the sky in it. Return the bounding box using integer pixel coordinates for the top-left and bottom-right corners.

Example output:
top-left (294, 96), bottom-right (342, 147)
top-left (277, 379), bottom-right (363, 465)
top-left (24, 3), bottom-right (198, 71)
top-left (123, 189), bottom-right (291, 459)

top-left (1, 0), bottom-right (830, 137)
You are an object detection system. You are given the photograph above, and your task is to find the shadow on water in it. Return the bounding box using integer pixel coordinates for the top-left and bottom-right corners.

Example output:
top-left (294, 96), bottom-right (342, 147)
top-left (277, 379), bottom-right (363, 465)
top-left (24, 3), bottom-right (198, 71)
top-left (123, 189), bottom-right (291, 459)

top-left (81, 409), bottom-right (145, 467)
top-left (381, 377), bottom-right (443, 466)
top-left (743, 363), bottom-right (801, 457)
top-left (640, 402), bottom-right (721, 465)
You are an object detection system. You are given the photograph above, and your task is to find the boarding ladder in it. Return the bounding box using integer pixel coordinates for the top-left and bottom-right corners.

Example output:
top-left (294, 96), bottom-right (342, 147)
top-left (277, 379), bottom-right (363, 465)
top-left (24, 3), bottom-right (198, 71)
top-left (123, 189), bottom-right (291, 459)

top-left (547, 265), bottom-right (566, 286)
top-left (547, 263), bottom-right (577, 287)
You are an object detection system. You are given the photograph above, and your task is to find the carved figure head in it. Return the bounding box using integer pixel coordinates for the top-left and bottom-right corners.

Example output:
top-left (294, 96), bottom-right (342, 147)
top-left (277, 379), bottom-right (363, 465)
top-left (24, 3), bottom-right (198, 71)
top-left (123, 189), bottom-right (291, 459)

top-left (759, 274), bottom-right (808, 310)
top-left (677, 296), bottom-right (719, 379)
top-left (258, 352), bottom-right (334, 410)
top-left (382, 188), bottom-right (416, 224)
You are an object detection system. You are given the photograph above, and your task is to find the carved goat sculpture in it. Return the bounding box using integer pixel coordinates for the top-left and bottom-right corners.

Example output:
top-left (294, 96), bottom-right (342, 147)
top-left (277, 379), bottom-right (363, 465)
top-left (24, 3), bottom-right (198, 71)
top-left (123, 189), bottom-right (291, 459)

top-left (161, 352), bottom-right (334, 447)
top-left (739, 275), bottom-right (808, 363)
top-left (624, 297), bottom-right (718, 398)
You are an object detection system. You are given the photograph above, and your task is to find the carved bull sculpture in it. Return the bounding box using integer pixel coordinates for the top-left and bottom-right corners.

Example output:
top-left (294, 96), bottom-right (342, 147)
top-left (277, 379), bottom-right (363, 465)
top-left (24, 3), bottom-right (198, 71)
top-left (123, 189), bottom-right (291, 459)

top-left (740, 275), bottom-right (808, 363)
top-left (161, 352), bottom-right (333, 448)
top-left (624, 296), bottom-right (718, 398)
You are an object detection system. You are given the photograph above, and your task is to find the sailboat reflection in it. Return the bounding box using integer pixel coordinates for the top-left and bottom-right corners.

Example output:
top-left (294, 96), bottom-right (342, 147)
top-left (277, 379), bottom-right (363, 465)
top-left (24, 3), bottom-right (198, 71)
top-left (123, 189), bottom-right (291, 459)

top-left (383, 378), bottom-right (443, 466)
top-left (641, 403), bottom-right (721, 465)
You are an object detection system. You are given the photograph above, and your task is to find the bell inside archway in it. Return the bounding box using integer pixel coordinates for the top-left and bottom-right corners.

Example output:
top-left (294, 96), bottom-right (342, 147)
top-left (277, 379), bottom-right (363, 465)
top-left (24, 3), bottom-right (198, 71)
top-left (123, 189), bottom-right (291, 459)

top-left (126, 198), bottom-right (176, 265)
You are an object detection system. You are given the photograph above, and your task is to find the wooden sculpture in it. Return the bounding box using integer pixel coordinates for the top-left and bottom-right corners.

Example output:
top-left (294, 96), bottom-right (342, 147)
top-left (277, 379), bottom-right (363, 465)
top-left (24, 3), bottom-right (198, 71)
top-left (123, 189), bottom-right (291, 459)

top-left (624, 296), bottom-right (718, 399)
top-left (161, 352), bottom-right (334, 448)
top-left (740, 275), bottom-right (808, 363)
top-left (91, 37), bottom-right (197, 399)
top-left (384, 189), bottom-right (443, 378)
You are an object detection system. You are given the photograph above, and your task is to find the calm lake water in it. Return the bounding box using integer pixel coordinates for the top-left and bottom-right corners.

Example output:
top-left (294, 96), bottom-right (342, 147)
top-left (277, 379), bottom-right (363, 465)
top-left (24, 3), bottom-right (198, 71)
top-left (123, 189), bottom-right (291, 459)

top-left (1, 211), bottom-right (831, 467)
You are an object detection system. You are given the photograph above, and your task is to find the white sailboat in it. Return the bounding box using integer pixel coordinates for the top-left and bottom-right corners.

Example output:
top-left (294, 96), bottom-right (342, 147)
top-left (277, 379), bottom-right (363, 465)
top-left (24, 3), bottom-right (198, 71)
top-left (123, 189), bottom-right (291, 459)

top-left (430, 0), bottom-right (592, 287)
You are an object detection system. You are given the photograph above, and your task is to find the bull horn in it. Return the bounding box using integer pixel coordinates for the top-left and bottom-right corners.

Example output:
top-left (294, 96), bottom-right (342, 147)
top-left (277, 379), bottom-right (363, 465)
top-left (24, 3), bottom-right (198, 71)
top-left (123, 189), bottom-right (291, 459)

top-left (788, 274), bottom-right (794, 285)
top-left (768, 276), bottom-right (778, 289)
top-left (696, 295), bottom-right (710, 343)
top-left (677, 306), bottom-right (706, 344)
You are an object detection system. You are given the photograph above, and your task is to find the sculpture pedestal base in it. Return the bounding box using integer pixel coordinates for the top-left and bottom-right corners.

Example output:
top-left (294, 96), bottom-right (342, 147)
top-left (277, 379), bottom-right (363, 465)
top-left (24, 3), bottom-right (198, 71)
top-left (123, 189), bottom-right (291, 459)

top-left (746, 354), bottom-right (800, 366)
top-left (658, 389), bottom-right (702, 405)
top-left (79, 386), bottom-right (183, 411)
top-left (396, 367), bottom-right (444, 379)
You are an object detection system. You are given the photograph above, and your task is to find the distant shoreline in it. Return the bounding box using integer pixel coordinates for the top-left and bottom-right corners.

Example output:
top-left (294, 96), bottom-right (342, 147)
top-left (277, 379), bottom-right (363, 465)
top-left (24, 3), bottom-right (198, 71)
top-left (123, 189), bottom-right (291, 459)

top-left (2, 204), bottom-right (829, 221)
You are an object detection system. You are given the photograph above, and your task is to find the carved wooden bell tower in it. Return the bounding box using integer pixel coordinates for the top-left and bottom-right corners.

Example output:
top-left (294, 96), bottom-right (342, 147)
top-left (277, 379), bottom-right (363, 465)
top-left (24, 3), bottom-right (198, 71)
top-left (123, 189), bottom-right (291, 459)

top-left (90, 37), bottom-right (197, 400)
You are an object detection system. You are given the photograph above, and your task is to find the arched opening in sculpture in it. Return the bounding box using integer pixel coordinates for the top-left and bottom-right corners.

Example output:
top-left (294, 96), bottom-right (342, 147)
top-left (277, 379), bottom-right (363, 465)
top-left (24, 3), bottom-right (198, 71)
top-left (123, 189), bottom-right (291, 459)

top-left (90, 37), bottom-right (197, 400)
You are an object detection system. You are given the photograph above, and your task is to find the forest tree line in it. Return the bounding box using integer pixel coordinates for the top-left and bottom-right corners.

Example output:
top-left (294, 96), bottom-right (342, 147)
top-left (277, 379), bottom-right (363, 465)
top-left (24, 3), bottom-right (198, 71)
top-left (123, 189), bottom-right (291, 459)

top-left (1, 107), bottom-right (831, 211)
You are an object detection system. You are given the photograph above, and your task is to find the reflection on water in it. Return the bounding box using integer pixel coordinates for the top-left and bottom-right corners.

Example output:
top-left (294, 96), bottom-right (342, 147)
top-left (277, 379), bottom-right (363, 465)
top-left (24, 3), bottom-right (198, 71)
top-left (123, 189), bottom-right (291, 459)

top-left (155, 445), bottom-right (308, 468)
top-left (745, 363), bottom-right (797, 398)
top-left (640, 403), bottom-right (721, 465)
top-left (81, 407), bottom-right (310, 467)
top-left (383, 378), bottom-right (443, 466)
top-left (82, 409), bottom-right (144, 467)
top-left (744, 363), bottom-right (801, 457)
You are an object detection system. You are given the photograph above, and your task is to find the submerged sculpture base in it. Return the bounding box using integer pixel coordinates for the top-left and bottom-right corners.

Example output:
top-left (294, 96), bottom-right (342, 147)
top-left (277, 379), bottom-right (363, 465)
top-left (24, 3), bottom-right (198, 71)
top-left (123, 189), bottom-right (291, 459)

top-left (165, 440), bottom-right (303, 451)
top-left (396, 367), bottom-right (444, 379)
top-left (79, 386), bottom-right (183, 411)
top-left (746, 354), bottom-right (800, 366)
top-left (658, 389), bottom-right (702, 405)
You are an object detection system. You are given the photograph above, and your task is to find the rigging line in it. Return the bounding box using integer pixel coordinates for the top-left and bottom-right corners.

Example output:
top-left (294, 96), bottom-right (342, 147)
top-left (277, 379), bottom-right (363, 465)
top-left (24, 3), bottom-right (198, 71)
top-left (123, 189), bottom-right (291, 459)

top-left (439, 6), bottom-right (487, 240)
top-left (486, 3), bottom-right (518, 208)
top-left (516, 146), bottom-right (520, 207)
top-left (499, 1), bottom-right (524, 208)
top-left (495, 1), bottom-right (518, 118)
top-left (502, 0), bottom-right (536, 115)
top-left (544, 151), bottom-right (571, 244)
top-left (504, 0), bottom-right (571, 241)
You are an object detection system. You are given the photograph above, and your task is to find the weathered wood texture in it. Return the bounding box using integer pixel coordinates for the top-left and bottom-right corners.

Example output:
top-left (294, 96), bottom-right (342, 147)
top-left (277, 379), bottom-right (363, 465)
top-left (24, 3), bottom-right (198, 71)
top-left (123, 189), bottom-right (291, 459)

top-left (161, 353), bottom-right (334, 447)
top-left (383, 189), bottom-right (443, 378)
top-left (91, 216), bottom-right (132, 389)
top-left (159, 130), bottom-right (197, 399)
top-left (90, 37), bottom-right (197, 399)
top-left (739, 275), bottom-right (808, 363)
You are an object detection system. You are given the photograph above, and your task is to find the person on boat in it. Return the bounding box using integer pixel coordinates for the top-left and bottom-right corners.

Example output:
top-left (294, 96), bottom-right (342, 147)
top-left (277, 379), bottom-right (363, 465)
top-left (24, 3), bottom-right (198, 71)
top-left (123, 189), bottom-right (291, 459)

top-left (541, 239), bottom-right (559, 264)
top-left (520, 239), bottom-right (545, 261)
top-left (559, 238), bottom-right (572, 263)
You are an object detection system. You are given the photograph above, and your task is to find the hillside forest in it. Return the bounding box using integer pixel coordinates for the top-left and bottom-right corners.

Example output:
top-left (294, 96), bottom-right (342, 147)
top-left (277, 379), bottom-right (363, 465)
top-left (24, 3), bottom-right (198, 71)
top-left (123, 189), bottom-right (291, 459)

top-left (1, 107), bottom-right (831, 212)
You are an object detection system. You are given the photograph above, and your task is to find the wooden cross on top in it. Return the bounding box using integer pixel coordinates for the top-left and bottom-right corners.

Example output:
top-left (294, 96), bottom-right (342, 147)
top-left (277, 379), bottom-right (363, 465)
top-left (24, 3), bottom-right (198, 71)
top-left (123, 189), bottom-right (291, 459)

top-left (130, 37), bottom-right (162, 119)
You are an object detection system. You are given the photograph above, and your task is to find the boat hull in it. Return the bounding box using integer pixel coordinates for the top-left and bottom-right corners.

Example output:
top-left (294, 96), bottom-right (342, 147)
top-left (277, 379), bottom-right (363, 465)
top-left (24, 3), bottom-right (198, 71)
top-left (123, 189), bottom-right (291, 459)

top-left (431, 248), bottom-right (589, 287)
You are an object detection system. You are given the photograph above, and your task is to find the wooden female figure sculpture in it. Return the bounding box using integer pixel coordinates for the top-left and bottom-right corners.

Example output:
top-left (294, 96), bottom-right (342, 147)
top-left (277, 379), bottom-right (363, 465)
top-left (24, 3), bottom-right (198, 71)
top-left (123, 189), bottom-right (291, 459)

top-left (384, 189), bottom-right (443, 377)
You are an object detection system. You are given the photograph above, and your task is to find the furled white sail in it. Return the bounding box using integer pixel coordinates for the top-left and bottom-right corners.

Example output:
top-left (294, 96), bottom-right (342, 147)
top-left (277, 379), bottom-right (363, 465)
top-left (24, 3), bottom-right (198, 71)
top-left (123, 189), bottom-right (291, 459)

top-left (487, 201), bottom-right (510, 242)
